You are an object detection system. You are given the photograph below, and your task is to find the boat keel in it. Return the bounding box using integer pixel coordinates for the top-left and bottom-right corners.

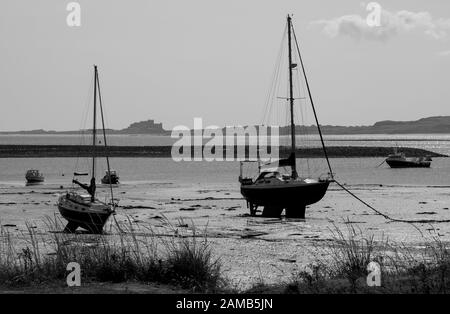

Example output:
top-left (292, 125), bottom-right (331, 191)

top-left (262, 206), bottom-right (283, 218)
top-left (285, 206), bottom-right (305, 219)
top-left (64, 221), bottom-right (79, 233)
top-left (63, 221), bottom-right (104, 234)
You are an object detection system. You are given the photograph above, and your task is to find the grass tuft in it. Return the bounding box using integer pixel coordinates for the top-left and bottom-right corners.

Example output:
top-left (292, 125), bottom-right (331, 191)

top-left (0, 216), bottom-right (223, 292)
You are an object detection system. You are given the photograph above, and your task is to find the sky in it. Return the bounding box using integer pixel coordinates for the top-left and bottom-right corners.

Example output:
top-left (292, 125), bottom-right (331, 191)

top-left (0, 0), bottom-right (450, 131)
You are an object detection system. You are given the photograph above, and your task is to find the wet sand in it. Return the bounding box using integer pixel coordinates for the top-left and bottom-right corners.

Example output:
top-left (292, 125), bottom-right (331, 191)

top-left (1, 181), bottom-right (450, 289)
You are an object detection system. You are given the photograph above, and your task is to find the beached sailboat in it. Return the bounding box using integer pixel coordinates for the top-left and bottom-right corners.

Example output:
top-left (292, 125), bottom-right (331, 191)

top-left (239, 15), bottom-right (334, 218)
top-left (57, 65), bottom-right (116, 233)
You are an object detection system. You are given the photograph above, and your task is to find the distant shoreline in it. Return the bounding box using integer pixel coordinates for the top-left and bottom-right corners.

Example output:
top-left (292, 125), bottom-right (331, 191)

top-left (0, 145), bottom-right (445, 158)
top-left (2, 115), bottom-right (450, 135)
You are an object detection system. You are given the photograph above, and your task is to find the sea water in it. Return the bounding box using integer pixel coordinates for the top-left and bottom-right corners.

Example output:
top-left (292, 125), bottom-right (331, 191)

top-left (0, 134), bottom-right (449, 187)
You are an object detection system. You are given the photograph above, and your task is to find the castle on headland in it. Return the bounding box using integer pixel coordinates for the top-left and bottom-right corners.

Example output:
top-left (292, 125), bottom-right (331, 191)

top-left (121, 119), bottom-right (168, 134)
top-left (0, 119), bottom-right (170, 135)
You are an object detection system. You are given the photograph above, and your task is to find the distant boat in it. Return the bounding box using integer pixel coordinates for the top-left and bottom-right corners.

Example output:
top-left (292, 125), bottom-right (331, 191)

top-left (385, 149), bottom-right (431, 168)
top-left (239, 15), bottom-right (334, 219)
top-left (25, 169), bottom-right (44, 183)
top-left (101, 169), bottom-right (119, 184)
top-left (57, 65), bottom-right (116, 234)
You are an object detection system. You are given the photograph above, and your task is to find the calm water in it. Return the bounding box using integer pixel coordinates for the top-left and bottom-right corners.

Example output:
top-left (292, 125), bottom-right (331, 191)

top-left (1, 157), bottom-right (449, 187)
top-left (1, 134), bottom-right (450, 187)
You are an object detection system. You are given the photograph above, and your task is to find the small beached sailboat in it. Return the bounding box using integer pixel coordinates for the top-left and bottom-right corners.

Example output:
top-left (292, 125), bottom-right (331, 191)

top-left (239, 15), bottom-right (334, 219)
top-left (57, 65), bottom-right (116, 233)
top-left (25, 169), bottom-right (44, 183)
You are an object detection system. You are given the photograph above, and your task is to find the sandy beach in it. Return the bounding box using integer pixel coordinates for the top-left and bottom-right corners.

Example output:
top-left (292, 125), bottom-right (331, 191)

top-left (1, 179), bottom-right (449, 289)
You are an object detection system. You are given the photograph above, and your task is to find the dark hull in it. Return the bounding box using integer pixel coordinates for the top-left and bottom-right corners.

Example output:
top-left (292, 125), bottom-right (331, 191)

top-left (58, 205), bottom-right (111, 233)
top-left (241, 180), bottom-right (330, 218)
top-left (101, 175), bottom-right (119, 184)
top-left (26, 177), bottom-right (44, 183)
top-left (386, 160), bottom-right (430, 168)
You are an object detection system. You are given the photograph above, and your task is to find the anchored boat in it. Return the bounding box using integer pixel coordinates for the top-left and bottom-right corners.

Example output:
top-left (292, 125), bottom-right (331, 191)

top-left (25, 169), bottom-right (44, 183)
top-left (57, 65), bottom-right (117, 233)
top-left (239, 15), bottom-right (334, 219)
top-left (101, 169), bottom-right (120, 184)
top-left (385, 150), bottom-right (431, 168)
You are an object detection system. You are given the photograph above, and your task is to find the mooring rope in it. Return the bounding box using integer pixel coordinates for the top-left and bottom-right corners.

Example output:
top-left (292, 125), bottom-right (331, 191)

top-left (334, 179), bottom-right (450, 224)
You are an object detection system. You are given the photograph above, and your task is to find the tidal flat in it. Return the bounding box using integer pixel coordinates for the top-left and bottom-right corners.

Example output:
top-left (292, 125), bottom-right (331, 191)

top-left (1, 180), bottom-right (450, 290)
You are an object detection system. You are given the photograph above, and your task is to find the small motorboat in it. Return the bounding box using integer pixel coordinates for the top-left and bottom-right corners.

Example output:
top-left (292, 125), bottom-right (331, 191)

top-left (385, 151), bottom-right (431, 168)
top-left (25, 169), bottom-right (44, 183)
top-left (101, 169), bottom-right (119, 184)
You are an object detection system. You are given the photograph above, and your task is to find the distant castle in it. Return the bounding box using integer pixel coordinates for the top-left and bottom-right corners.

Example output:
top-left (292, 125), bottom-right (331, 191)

top-left (121, 119), bottom-right (167, 134)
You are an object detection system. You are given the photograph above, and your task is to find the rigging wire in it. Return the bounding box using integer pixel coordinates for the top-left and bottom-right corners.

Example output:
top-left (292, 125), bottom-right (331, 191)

top-left (291, 21), bottom-right (334, 179)
top-left (261, 24), bottom-right (287, 126)
top-left (96, 68), bottom-right (124, 233)
top-left (288, 21), bottom-right (450, 225)
top-left (334, 179), bottom-right (450, 225)
top-left (259, 17), bottom-right (450, 229)
top-left (72, 71), bottom-right (95, 189)
top-left (282, 63), bottom-right (289, 143)
top-left (291, 50), bottom-right (313, 176)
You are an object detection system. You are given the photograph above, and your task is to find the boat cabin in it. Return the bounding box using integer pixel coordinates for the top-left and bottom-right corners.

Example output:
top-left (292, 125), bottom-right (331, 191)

top-left (105, 169), bottom-right (117, 176)
top-left (387, 152), bottom-right (406, 160)
top-left (254, 168), bottom-right (294, 184)
top-left (67, 192), bottom-right (93, 204)
top-left (26, 169), bottom-right (42, 176)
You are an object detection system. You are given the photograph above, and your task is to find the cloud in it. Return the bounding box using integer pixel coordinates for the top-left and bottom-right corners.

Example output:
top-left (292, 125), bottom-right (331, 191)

top-left (438, 50), bottom-right (450, 56)
top-left (311, 9), bottom-right (450, 41)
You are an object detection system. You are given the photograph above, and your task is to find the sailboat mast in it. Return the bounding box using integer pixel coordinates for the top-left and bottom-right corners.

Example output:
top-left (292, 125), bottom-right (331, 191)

top-left (287, 15), bottom-right (297, 179)
top-left (92, 65), bottom-right (98, 199)
top-left (96, 68), bottom-right (116, 210)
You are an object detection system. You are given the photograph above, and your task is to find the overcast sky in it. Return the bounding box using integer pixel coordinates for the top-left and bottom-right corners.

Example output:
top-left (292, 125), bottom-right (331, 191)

top-left (1, 0), bottom-right (450, 131)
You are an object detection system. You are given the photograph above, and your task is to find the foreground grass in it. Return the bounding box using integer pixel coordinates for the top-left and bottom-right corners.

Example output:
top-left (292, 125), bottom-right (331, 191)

top-left (3, 217), bottom-right (450, 294)
top-left (246, 223), bottom-right (450, 294)
top-left (0, 217), bottom-right (224, 293)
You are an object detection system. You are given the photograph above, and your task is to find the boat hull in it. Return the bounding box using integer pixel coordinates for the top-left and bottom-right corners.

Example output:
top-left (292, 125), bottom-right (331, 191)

top-left (26, 177), bottom-right (45, 183)
top-left (386, 160), bottom-right (430, 168)
top-left (101, 175), bottom-right (119, 184)
top-left (241, 180), bottom-right (330, 218)
top-left (57, 196), bottom-right (112, 233)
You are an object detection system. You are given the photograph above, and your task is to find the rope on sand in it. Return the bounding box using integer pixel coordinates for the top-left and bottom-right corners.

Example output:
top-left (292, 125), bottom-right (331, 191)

top-left (334, 179), bottom-right (450, 224)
